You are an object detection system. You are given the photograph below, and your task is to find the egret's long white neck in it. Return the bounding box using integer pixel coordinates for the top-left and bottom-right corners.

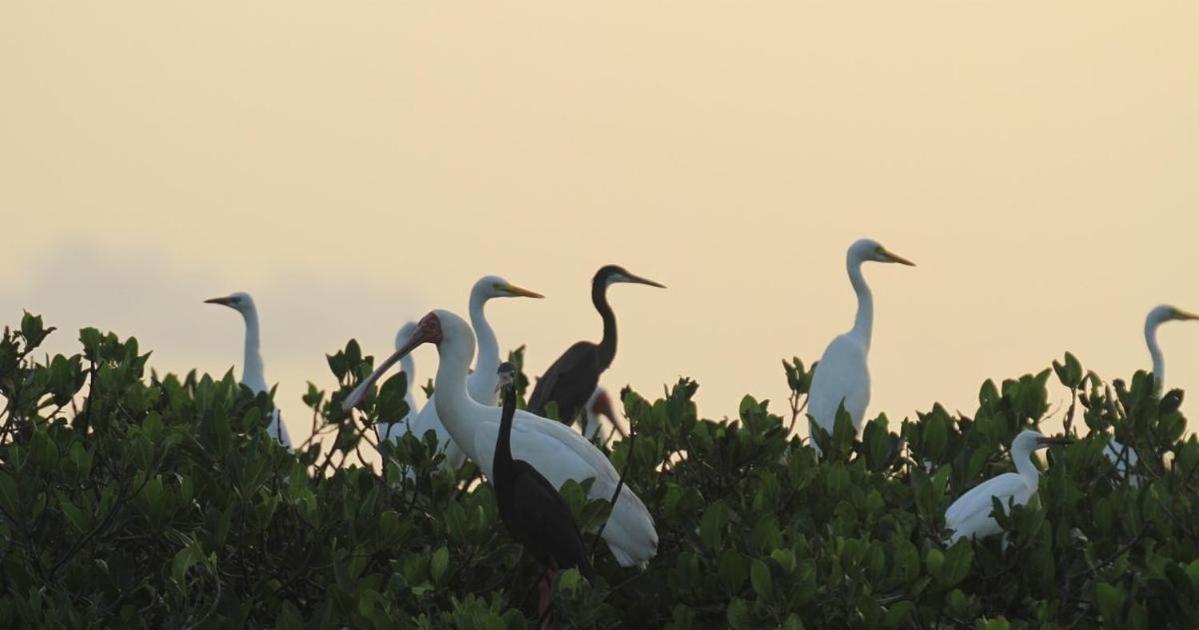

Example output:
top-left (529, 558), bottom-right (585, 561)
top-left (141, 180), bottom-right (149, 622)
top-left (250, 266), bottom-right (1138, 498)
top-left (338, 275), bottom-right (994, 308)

top-left (432, 328), bottom-right (488, 456)
top-left (399, 353), bottom-right (416, 403)
top-left (399, 354), bottom-right (415, 388)
top-left (240, 307), bottom-right (267, 393)
top-left (847, 254), bottom-right (874, 348)
top-left (1145, 316), bottom-right (1165, 392)
top-left (468, 288), bottom-right (500, 404)
top-left (1012, 440), bottom-right (1039, 488)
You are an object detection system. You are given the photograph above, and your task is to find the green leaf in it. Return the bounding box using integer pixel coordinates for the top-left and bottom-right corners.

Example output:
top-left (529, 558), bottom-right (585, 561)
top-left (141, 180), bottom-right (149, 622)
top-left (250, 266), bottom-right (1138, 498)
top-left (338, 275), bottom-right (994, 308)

top-left (1095, 582), bottom-right (1124, 624)
top-left (718, 549), bottom-right (747, 592)
top-left (938, 542), bottom-right (973, 588)
top-left (430, 546), bottom-right (449, 585)
top-left (700, 500), bottom-right (729, 551)
top-left (749, 558), bottom-right (772, 599)
top-left (726, 599), bottom-right (751, 629)
top-left (171, 542), bottom-right (203, 585)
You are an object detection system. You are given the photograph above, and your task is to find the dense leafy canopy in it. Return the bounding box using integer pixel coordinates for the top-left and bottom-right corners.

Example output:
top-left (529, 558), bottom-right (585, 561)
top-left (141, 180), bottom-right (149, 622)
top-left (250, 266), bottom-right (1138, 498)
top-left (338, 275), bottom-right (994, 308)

top-left (0, 313), bottom-right (1197, 628)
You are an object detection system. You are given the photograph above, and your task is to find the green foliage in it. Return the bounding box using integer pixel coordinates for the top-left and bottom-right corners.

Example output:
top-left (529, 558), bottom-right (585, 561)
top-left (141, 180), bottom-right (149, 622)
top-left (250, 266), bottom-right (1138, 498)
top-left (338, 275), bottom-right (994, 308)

top-left (0, 314), bottom-right (1196, 627)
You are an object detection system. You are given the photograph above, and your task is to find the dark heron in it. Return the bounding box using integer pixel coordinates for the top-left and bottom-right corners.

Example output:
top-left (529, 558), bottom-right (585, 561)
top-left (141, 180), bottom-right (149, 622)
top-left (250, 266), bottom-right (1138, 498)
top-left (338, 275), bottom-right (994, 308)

top-left (527, 265), bottom-right (664, 423)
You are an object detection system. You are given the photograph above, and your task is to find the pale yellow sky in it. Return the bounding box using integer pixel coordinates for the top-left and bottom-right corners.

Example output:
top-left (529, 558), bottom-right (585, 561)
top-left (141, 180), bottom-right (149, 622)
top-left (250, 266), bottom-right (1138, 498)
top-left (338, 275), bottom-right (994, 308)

top-left (2, 3), bottom-right (1197, 439)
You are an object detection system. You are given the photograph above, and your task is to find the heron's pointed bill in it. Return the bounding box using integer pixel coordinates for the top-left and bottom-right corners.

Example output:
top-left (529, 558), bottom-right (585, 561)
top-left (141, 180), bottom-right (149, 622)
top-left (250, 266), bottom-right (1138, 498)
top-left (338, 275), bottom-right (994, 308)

top-left (1036, 436), bottom-right (1073, 447)
top-left (343, 330), bottom-right (430, 411)
top-left (502, 283), bottom-right (545, 299)
top-left (622, 272), bottom-right (667, 289)
top-left (1173, 308), bottom-right (1199, 321)
top-left (880, 248), bottom-right (916, 267)
top-left (204, 296), bottom-right (236, 306)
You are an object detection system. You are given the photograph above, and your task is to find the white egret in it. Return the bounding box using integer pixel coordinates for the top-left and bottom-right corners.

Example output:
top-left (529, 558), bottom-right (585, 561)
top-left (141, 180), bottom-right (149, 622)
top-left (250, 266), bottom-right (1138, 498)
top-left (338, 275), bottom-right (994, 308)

top-left (807, 239), bottom-right (914, 453)
top-left (204, 292), bottom-right (292, 448)
top-left (377, 321), bottom-right (420, 442)
top-left (403, 276), bottom-right (543, 467)
top-left (945, 430), bottom-right (1071, 543)
top-left (1104, 305), bottom-right (1199, 477)
top-left (345, 310), bottom-right (658, 567)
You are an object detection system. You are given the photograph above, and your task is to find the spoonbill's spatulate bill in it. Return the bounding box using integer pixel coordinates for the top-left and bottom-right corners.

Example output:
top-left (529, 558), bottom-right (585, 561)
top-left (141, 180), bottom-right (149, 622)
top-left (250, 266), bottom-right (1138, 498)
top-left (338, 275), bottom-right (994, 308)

top-left (1104, 305), bottom-right (1199, 477)
top-left (493, 362), bottom-right (593, 622)
top-left (527, 265), bottom-right (664, 424)
top-left (945, 430), bottom-right (1071, 543)
top-left (807, 239), bottom-right (914, 454)
top-left (205, 292), bottom-right (292, 449)
top-left (344, 310), bottom-right (658, 567)
top-left (403, 276), bottom-right (542, 467)
top-left (378, 321), bottom-right (420, 443)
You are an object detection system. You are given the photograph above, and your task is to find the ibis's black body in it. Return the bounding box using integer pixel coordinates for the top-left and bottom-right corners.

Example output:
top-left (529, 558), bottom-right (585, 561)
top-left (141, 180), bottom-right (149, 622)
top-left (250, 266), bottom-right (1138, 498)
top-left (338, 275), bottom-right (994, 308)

top-left (494, 370), bottom-right (593, 579)
top-left (527, 265), bottom-right (637, 423)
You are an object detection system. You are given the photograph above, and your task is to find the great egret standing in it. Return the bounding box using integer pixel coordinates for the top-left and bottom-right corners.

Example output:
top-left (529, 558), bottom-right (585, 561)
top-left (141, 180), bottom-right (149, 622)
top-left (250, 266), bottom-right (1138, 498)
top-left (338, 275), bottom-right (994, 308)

top-left (493, 362), bottom-right (593, 625)
top-left (345, 310), bottom-right (658, 567)
top-left (205, 292), bottom-right (292, 448)
top-left (404, 276), bottom-right (542, 467)
top-left (378, 321), bottom-right (420, 442)
top-left (807, 239), bottom-right (914, 453)
top-left (527, 265), bottom-right (664, 424)
top-left (945, 430), bottom-right (1071, 543)
top-left (1104, 305), bottom-right (1199, 477)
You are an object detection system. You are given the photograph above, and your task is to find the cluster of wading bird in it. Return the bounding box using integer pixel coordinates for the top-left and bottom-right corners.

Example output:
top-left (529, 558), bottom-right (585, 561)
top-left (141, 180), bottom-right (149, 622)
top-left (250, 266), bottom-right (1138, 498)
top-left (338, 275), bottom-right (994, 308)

top-left (203, 238), bottom-right (1196, 621)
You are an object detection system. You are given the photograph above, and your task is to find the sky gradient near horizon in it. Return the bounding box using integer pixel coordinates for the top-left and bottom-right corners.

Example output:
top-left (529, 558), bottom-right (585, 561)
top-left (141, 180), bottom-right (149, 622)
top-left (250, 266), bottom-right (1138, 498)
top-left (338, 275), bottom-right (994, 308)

top-left (2, 2), bottom-right (1197, 440)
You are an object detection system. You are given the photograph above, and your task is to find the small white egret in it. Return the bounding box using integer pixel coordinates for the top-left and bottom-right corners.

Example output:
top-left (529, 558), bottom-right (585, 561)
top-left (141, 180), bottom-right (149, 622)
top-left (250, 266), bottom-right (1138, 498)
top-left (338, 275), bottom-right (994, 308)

top-left (1104, 305), bottom-right (1199, 477)
top-left (945, 430), bottom-right (1071, 543)
top-left (807, 239), bottom-right (914, 453)
top-left (402, 276), bottom-right (543, 468)
top-left (344, 310), bottom-right (658, 567)
top-left (377, 321), bottom-right (420, 442)
top-left (204, 292), bottom-right (292, 448)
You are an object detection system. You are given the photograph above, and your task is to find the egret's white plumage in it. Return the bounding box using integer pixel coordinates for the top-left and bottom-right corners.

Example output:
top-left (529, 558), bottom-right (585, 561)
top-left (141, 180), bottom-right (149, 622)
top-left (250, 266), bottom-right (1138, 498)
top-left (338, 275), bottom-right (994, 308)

top-left (400, 276), bottom-right (542, 467)
top-left (345, 310), bottom-right (658, 567)
top-left (378, 321), bottom-right (420, 442)
top-left (945, 430), bottom-right (1069, 543)
top-left (205, 292), bottom-right (292, 448)
top-left (1103, 305), bottom-right (1199, 477)
top-left (807, 239), bottom-right (914, 453)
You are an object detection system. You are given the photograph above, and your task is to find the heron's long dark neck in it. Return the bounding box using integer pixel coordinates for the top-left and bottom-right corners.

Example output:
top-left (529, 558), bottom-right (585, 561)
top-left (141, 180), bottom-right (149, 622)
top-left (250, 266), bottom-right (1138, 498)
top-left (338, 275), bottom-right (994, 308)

top-left (495, 386), bottom-right (516, 472)
top-left (593, 280), bottom-right (617, 368)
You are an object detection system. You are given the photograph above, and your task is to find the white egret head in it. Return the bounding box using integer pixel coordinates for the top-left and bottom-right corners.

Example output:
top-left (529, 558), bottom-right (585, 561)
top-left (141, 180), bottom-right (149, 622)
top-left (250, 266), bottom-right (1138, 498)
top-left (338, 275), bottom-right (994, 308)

top-left (1148, 304), bottom-right (1199, 327)
top-left (1011, 429), bottom-right (1072, 457)
top-left (849, 238), bottom-right (916, 267)
top-left (395, 321), bottom-right (418, 349)
top-left (204, 291), bottom-right (256, 315)
top-left (475, 275), bottom-right (545, 300)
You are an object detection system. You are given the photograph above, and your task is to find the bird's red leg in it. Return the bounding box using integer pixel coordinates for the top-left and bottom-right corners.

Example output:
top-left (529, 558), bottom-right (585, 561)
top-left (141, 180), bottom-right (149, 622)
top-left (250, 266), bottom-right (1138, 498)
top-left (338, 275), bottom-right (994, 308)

top-left (538, 569), bottom-right (557, 630)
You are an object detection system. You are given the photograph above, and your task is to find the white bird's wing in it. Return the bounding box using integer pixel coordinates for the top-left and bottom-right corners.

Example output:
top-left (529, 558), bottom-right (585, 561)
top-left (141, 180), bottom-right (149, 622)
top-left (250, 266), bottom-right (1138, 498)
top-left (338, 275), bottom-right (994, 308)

top-left (473, 407), bottom-right (657, 566)
top-left (945, 473), bottom-right (1034, 541)
top-left (408, 395), bottom-right (455, 453)
top-left (808, 333), bottom-right (870, 433)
